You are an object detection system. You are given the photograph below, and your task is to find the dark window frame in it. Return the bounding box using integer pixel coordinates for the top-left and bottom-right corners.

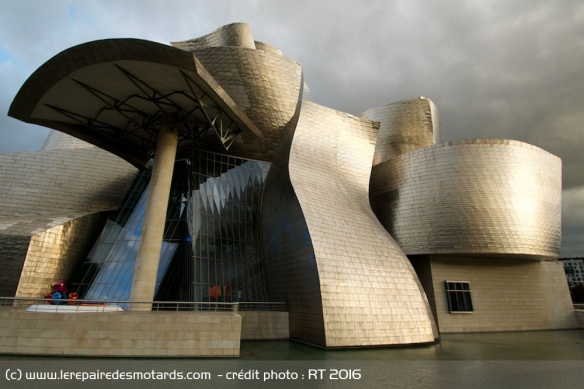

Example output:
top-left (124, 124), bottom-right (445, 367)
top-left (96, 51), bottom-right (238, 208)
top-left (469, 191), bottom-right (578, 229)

top-left (445, 281), bottom-right (474, 313)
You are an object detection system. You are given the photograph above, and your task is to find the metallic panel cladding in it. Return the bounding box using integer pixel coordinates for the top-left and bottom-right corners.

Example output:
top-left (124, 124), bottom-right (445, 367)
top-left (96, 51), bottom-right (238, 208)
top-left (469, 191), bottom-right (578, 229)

top-left (41, 130), bottom-right (94, 150)
top-left (262, 100), bottom-right (436, 348)
top-left (183, 46), bottom-right (303, 162)
top-left (360, 97), bottom-right (439, 165)
top-left (171, 23), bottom-right (256, 50)
top-left (15, 213), bottom-right (107, 298)
top-left (370, 139), bottom-right (562, 259)
top-left (0, 145), bottom-right (137, 297)
top-left (260, 105), bottom-right (326, 346)
top-left (0, 147), bottom-right (137, 237)
top-left (3, 22), bottom-right (570, 347)
top-left (0, 235), bottom-right (31, 296)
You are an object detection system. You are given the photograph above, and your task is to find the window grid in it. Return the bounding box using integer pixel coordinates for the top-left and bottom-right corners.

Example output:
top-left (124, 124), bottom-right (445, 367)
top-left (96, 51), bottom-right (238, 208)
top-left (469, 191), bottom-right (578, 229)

top-left (188, 150), bottom-right (270, 304)
top-left (445, 281), bottom-right (474, 313)
top-left (71, 151), bottom-right (271, 306)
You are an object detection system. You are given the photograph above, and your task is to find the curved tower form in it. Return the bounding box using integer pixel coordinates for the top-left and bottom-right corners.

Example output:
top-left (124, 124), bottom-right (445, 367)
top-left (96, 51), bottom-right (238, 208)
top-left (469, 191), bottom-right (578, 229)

top-left (172, 45), bottom-right (303, 162)
top-left (369, 138), bottom-right (573, 334)
top-left (360, 97), bottom-right (439, 165)
top-left (370, 139), bottom-right (561, 260)
top-left (261, 101), bottom-right (437, 348)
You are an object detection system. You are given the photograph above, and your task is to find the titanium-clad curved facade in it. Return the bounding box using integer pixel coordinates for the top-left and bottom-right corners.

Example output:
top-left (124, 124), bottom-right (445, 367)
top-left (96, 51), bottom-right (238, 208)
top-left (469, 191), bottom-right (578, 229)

top-left (262, 101), bottom-right (436, 347)
top-left (360, 97), bottom-right (439, 165)
top-left (171, 22), bottom-right (256, 50)
top-left (0, 136), bottom-right (137, 297)
top-left (179, 47), bottom-right (303, 161)
top-left (171, 23), bottom-right (303, 162)
top-left (370, 139), bottom-right (562, 259)
top-left (41, 130), bottom-right (94, 151)
top-left (3, 22), bottom-right (576, 353)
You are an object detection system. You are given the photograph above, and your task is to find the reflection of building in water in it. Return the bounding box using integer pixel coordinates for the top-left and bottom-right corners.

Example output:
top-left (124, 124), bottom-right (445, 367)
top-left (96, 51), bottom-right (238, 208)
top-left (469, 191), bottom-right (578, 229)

top-left (2, 22), bottom-right (578, 350)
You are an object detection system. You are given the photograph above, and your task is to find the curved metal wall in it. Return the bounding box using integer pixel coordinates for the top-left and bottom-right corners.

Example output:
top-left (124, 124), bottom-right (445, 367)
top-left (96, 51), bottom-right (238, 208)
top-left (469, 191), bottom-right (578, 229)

top-left (0, 146), bottom-right (137, 297)
top-left (254, 41), bottom-right (283, 55)
top-left (260, 108), bottom-right (327, 346)
top-left (370, 139), bottom-right (562, 259)
top-left (187, 46), bottom-right (303, 162)
top-left (173, 23), bottom-right (303, 163)
top-left (41, 130), bottom-right (94, 150)
top-left (360, 97), bottom-right (439, 166)
top-left (15, 213), bottom-right (107, 298)
top-left (262, 100), bottom-right (436, 348)
top-left (171, 22), bottom-right (256, 50)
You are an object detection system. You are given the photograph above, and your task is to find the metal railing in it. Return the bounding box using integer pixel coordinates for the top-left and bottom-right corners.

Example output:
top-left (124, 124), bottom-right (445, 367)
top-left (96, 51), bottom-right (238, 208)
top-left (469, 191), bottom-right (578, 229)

top-left (0, 297), bottom-right (239, 313)
top-left (574, 304), bottom-right (584, 310)
top-left (0, 298), bottom-right (287, 313)
top-left (238, 301), bottom-right (287, 311)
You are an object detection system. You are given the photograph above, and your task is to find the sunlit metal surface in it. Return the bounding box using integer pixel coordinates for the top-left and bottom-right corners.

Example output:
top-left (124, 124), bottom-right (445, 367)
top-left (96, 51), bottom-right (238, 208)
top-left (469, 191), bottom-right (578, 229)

top-left (177, 48), bottom-right (303, 162)
top-left (3, 22), bottom-right (570, 349)
top-left (370, 139), bottom-right (561, 259)
top-left (171, 22), bottom-right (257, 50)
top-left (360, 97), bottom-right (440, 165)
top-left (41, 130), bottom-right (94, 150)
top-left (0, 143), bottom-right (138, 298)
top-left (14, 213), bottom-right (107, 299)
top-left (262, 101), bottom-right (436, 348)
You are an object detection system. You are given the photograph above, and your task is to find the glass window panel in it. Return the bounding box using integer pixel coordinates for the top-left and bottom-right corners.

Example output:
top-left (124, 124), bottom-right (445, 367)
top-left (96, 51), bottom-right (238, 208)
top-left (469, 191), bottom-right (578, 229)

top-left (74, 152), bottom-right (271, 307)
top-left (445, 281), bottom-right (473, 313)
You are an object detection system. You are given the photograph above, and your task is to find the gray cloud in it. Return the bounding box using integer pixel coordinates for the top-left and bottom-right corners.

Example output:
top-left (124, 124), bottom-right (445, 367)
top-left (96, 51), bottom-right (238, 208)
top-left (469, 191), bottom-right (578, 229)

top-left (1, 0), bottom-right (583, 256)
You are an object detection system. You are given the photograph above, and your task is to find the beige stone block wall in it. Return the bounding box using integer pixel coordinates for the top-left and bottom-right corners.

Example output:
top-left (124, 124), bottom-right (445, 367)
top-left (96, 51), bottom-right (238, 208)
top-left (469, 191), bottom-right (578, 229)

top-left (0, 310), bottom-right (241, 357)
top-left (575, 310), bottom-right (584, 328)
top-left (239, 311), bottom-right (289, 340)
top-left (429, 257), bottom-right (577, 333)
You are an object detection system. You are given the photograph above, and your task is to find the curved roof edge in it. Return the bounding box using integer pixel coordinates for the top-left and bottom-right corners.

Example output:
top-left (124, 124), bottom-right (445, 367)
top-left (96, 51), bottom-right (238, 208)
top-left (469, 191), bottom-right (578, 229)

top-left (429, 138), bottom-right (561, 162)
top-left (171, 22), bottom-right (255, 50)
top-left (9, 38), bottom-right (264, 169)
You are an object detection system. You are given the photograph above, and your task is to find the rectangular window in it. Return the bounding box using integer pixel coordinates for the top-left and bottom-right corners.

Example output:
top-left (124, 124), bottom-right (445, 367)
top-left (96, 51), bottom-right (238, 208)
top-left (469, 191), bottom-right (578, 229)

top-left (445, 281), bottom-right (474, 313)
top-left (564, 265), bottom-right (575, 275)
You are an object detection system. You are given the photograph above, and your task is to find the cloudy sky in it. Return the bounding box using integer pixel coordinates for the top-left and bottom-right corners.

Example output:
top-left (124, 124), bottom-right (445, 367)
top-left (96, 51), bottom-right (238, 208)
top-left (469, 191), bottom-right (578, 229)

top-left (1, 0), bottom-right (583, 256)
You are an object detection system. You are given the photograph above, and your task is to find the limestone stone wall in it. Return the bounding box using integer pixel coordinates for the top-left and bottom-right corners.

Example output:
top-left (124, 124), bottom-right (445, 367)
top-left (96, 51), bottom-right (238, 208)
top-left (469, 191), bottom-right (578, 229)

top-left (575, 310), bottom-right (584, 328)
top-left (428, 257), bottom-right (577, 333)
top-left (239, 311), bottom-right (289, 340)
top-left (0, 310), bottom-right (241, 357)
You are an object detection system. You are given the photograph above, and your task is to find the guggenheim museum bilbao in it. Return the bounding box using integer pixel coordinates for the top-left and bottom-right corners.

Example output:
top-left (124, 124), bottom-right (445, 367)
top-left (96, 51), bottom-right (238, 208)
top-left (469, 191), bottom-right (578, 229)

top-left (0, 23), bottom-right (579, 355)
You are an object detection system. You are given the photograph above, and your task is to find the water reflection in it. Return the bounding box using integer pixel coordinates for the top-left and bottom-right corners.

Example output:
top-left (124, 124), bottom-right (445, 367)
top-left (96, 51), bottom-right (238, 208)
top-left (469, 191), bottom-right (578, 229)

top-left (239, 330), bottom-right (584, 360)
top-left (0, 331), bottom-right (582, 389)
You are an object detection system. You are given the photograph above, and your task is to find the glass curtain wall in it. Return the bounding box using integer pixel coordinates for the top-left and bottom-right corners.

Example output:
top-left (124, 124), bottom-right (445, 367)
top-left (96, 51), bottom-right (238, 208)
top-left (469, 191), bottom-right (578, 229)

top-left (188, 151), bottom-right (270, 303)
top-left (71, 164), bottom-right (181, 305)
top-left (71, 151), bottom-right (271, 306)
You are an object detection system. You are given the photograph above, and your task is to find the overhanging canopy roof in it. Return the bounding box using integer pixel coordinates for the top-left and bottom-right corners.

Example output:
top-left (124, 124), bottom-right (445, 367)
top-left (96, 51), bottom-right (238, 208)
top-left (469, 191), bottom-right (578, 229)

top-left (9, 39), bottom-right (264, 169)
